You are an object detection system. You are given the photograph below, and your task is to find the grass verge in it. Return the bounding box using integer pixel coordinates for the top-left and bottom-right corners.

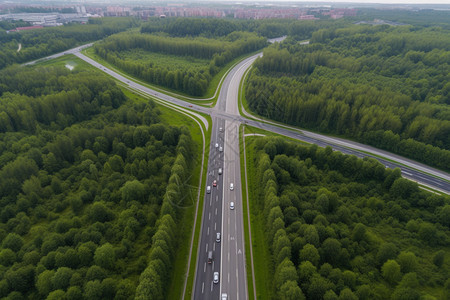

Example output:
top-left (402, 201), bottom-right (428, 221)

top-left (240, 125), bottom-right (255, 300)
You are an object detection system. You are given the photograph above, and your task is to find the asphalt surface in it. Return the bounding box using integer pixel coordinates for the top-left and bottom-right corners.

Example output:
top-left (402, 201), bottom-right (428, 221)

top-left (43, 45), bottom-right (450, 300)
top-left (192, 116), bottom-right (225, 300)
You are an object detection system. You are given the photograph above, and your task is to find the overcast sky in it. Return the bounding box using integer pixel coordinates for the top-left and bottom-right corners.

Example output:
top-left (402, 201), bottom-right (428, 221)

top-left (252, 0), bottom-right (450, 4)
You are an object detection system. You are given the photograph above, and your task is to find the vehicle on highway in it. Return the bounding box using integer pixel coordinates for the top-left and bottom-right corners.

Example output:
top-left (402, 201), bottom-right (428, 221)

top-left (215, 143), bottom-right (219, 148)
top-left (206, 186), bottom-right (211, 194)
top-left (216, 232), bottom-right (221, 243)
top-left (222, 293), bottom-right (227, 300)
top-left (213, 180), bottom-right (217, 187)
top-left (208, 251), bottom-right (213, 264)
top-left (230, 183), bottom-right (234, 190)
top-left (219, 146), bottom-right (223, 152)
top-left (219, 127), bottom-right (223, 132)
top-left (218, 168), bottom-right (222, 175)
top-left (230, 202), bottom-right (235, 210)
top-left (213, 272), bottom-right (219, 284)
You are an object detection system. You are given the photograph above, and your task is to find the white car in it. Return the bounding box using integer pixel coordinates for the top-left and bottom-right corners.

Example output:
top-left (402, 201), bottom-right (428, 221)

top-left (222, 293), bottom-right (227, 300)
top-left (213, 272), bottom-right (219, 284)
top-left (219, 146), bottom-right (223, 152)
top-left (230, 183), bottom-right (234, 190)
top-left (219, 127), bottom-right (223, 132)
top-left (216, 232), bottom-right (221, 243)
top-left (215, 143), bottom-right (219, 148)
top-left (230, 202), bottom-right (235, 210)
top-left (218, 168), bottom-right (222, 175)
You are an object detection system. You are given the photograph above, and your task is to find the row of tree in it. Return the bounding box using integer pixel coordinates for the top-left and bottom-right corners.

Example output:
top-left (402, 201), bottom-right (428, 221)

top-left (248, 136), bottom-right (450, 299)
top-left (0, 64), bottom-right (198, 298)
top-left (0, 65), bottom-right (125, 134)
top-left (135, 131), bottom-right (193, 299)
top-left (246, 23), bottom-right (450, 170)
top-left (94, 31), bottom-right (267, 96)
top-left (0, 17), bottom-right (139, 69)
top-left (140, 17), bottom-right (342, 40)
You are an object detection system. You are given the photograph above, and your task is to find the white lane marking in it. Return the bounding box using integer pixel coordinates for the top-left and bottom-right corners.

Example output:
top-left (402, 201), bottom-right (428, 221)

top-left (215, 208), bottom-right (218, 215)
top-left (228, 273), bottom-right (230, 283)
top-left (213, 243), bottom-right (216, 251)
top-left (204, 262), bottom-right (206, 272)
top-left (209, 212), bottom-right (211, 220)
top-left (207, 227), bottom-right (209, 235)
top-left (403, 171), bottom-right (412, 176)
top-left (216, 195), bottom-right (218, 202)
top-left (215, 223), bottom-right (217, 230)
top-left (206, 244), bottom-right (208, 252)
top-left (211, 281), bottom-right (213, 291)
top-left (228, 252), bottom-right (230, 262)
top-left (210, 197), bottom-right (212, 206)
top-left (202, 282), bottom-right (204, 294)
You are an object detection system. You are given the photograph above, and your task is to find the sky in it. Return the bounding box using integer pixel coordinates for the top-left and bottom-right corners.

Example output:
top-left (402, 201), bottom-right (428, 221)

top-left (248, 0), bottom-right (450, 4)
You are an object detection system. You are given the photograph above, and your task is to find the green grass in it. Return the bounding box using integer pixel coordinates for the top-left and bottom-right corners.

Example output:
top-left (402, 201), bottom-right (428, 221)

top-left (33, 54), bottom-right (92, 70)
top-left (243, 136), bottom-right (274, 300)
top-left (240, 125), bottom-right (255, 300)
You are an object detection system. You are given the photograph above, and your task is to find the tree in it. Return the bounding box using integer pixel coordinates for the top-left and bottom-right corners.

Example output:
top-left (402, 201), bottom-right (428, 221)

top-left (121, 180), bottom-right (146, 203)
top-left (279, 280), bottom-right (305, 300)
top-left (0, 249), bottom-right (16, 266)
top-left (94, 243), bottom-right (116, 270)
top-left (84, 280), bottom-right (103, 300)
top-left (338, 288), bottom-right (358, 300)
top-left (47, 290), bottom-right (66, 300)
top-left (321, 238), bottom-right (341, 265)
top-left (52, 267), bottom-right (74, 290)
top-left (397, 252), bottom-right (418, 273)
top-left (2, 233), bottom-right (23, 252)
top-left (432, 250), bottom-right (445, 267)
top-left (36, 269), bottom-right (55, 296)
top-left (382, 260), bottom-right (402, 285)
top-left (377, 243), bottom-right (398, 265)
top-left (299, 244), bottom-right (320, 266)
top-left (304, 225), bottom-right (320, 247)
top-left (275, 258), bottom-right (298, 290)
top-left (352, 223), bottom-right (367, 242)
top-left (307, 274), bottom-right (333, 300)
top-left (66, 286), bottom-right (82, 300)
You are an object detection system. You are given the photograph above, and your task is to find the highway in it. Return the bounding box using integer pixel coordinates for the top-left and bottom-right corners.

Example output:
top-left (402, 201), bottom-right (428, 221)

top-left (192, 116), bottom-right (225, 300)
top-left (54, 46), bottom-right (449, 300)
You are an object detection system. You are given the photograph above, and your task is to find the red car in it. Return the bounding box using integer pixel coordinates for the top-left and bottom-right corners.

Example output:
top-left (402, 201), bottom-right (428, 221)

top-left (213, 180), bottom-right (217, 187)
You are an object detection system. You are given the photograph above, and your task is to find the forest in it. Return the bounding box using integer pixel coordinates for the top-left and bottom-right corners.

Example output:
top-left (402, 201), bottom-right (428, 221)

top-left (246, 23), bottom-right (450, 171)
top-left (94, 30), bottom-right (267, 96)
top-left (140, 16), bottom-right (341, 41)
top-left (0, 64), bottom-right (197, 299)
top-left (0, 17), bottom-right (139, 70)
top-left (246, 135), bottom-right (450, 300)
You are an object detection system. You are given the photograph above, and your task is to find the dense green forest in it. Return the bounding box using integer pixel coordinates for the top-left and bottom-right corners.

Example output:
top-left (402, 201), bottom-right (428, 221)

top-left (0, 65), bottom-right (197, 299)
top-left (140, 16), bottom-right (341, 40)
top-left (246, 23), bottom-right (450, 170)
top-left (94, 30), bottom-right (267, 96)
top-left (0, 17), bottom-right (139, 70)
top-left (247, 136), bottom-right (450, 299)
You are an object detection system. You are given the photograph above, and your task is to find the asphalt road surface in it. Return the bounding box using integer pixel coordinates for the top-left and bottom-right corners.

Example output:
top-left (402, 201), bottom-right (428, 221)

top-left (192, 116), bottom-right (225, 300)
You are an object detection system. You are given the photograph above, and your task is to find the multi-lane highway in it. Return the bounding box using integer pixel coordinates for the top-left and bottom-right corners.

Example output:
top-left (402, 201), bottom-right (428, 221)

top-left (43, 45), bottom-right (450, 300)
top-left (192, 116), bottom-right (225, 299)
